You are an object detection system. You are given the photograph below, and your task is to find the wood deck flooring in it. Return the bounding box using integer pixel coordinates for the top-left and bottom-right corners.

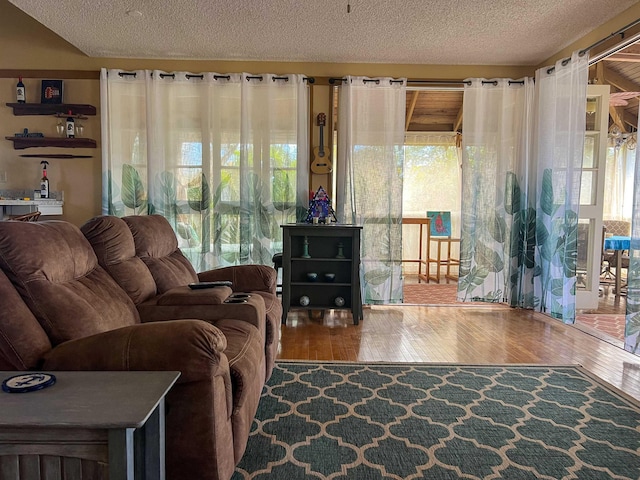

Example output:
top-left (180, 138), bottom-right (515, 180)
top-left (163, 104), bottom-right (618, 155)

top-left (277, 304), bottom-right (640, 402)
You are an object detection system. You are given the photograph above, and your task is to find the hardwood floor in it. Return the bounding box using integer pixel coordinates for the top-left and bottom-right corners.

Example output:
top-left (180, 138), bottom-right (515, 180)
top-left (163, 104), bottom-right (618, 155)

top-left (277, 305), bottom-right (640, 402)
top-left (402, 273), bottom-right (629, 346)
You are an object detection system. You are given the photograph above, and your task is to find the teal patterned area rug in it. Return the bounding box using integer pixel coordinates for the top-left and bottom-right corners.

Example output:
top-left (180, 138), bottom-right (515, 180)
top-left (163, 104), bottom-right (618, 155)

top-left (232, 362), bottom-right (640, 480)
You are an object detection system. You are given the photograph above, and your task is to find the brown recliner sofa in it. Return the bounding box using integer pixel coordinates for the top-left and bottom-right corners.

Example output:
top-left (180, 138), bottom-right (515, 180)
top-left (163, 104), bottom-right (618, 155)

top-left (80, 214), bottom-right (281, 380)
top-left (0, 219), bottom-right (266, 480)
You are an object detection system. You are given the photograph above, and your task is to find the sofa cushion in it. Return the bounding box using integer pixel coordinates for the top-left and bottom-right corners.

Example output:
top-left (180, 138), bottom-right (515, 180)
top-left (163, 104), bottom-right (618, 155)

top-left (123, 215), bottom-right (198, 292)
top-left (0, 269), bottom-right (51, 369)
top-left (81, 215), bottom-right (157, 305)
top-left (213, 319), bottom-right (265, 463)
top-left (0, 221), bottom-right (140, 345)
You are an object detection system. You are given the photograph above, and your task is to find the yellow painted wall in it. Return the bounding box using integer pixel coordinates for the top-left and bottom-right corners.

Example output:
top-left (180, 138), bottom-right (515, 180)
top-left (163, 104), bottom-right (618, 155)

top-left (0, 0), bottom-right (636, 225)
top-left (0, 78), bottom-right (100, 226)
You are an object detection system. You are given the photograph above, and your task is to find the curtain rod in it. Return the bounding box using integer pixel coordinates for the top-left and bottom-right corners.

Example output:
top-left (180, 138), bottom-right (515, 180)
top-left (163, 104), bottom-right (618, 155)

top-left (547, 16), bottom-right (640, 74)
top-left (115, 71), bottom-right (315, 83)
top-left (580, 17), bottom-right (640, 58)
top-left (328, 77), bottom-right (469, 85)
top-left (328, 78), bottom-right (525, 86)
top-left (409, 80), bottom-right (470, 85)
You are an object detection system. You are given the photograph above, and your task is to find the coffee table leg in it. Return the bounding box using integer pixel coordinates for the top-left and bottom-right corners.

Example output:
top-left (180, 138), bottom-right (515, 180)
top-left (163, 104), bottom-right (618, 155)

top-left (109, 399), bottom-right (166, 480)
top-left (109, 428), bottom-right (135, 480)
top-left (139, 399), bottom-right (166, 480)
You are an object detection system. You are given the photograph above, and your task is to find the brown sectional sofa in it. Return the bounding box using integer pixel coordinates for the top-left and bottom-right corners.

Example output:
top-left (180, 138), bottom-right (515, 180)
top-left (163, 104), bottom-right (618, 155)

top-left (0, 218), bottom-right (278, 480)
top-left (81, 214), bottom-right (281, 381)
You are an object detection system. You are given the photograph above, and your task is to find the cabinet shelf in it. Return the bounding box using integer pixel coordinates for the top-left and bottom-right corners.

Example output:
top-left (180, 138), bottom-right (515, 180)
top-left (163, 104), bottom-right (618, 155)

top-left (5, 136), bottom-right (97, 150)
top-left (292, 257), bottom-right (351, 262)
top-left (6, 103), bottom-right (96, 116)
top-left (291, 282), bottom-right (351, 287)
top-left (293, 305), bottom-right (351, 311)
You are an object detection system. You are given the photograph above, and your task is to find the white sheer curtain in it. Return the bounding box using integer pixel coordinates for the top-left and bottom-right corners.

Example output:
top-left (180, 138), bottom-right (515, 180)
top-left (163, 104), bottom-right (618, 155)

top-left (625, 109), bottom-right (640, 354)
top-left (101, 69), bottom-right (309, 271)
top-left (337, 76), bottom-right (406, 304)
top-left (604, 141), bottom-right (635, 221)
top-left (459, 51), bottom-right (588, 325)
top-left (533, 52), bottom-right (588, 323)
top-left (459, 79), bottom-right (535, 305)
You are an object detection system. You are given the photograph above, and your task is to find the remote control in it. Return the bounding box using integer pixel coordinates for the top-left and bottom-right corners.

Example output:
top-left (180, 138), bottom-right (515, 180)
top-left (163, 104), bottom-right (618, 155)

top-left (188, 281), bottom-right (233, 289)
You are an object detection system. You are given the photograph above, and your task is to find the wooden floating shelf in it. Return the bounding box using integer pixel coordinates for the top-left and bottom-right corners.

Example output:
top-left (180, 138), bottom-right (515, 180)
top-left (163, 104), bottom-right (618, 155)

top-left (19, 154), bottom-right (93, 159)
top-left (6, 103), bottom-right (97, 116)
top-left (5, 136), bottom-right (97, 149)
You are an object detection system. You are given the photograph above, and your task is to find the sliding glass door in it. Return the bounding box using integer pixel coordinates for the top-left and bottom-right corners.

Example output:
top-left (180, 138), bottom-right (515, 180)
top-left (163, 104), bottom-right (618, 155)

top-left (576, 85), bottom-right (610, 310)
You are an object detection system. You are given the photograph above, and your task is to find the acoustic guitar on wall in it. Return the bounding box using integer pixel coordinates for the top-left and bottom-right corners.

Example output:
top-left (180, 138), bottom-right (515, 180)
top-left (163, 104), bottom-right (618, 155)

top-left (311, 112), bottom-right (333, 174)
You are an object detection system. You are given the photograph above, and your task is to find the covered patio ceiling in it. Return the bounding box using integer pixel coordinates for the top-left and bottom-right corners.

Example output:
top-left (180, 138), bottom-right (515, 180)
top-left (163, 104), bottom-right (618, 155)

top-left (401, 39), bottom-right (640, 134)
top-left (595, 41), bottom-right (640, 133)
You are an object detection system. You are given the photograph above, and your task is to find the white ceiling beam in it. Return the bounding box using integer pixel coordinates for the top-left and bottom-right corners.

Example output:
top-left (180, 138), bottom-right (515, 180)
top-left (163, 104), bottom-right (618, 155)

top-left (604, 53), bottom-right (640, 62)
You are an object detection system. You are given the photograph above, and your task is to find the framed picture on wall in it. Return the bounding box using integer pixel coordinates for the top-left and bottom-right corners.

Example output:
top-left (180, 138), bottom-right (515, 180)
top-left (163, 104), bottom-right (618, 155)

top-left (427, 211), bottom-right (452, 237)
top-left (41, 80), bottom-right (63, 104)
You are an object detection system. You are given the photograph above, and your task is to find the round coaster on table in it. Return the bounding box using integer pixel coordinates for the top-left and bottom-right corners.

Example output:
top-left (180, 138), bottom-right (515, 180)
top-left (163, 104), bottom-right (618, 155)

top-left (2, 373), bottom-right (56, 393)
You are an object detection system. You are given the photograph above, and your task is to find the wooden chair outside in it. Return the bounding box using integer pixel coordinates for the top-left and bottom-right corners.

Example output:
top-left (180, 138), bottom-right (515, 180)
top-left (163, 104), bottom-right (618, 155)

top-left (426, 211), bottom-right (460, 283)
top-left (602, 220), bottom-right (630, 237)
top-left (401, 217), bottom-right (431, 283)
top-left (602, 220), bottom-right (630, 279)
top-left (9, 211), bottom-right (41, 222)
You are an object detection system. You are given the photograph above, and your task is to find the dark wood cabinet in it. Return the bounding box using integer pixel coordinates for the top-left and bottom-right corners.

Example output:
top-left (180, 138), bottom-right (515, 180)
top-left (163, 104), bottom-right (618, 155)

top-left (281, 224), bottom-right (362, 325)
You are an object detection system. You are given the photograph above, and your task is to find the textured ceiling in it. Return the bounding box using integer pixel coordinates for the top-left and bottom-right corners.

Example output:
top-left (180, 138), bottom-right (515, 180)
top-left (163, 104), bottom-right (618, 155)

top-left (7, 0), bottom-right (640, 65)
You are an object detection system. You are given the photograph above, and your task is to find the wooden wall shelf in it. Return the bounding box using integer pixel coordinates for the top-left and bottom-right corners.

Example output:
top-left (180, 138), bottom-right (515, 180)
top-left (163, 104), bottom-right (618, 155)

top-left (5, 136), bottom-right (97, 149)
top-left (6, 103), bottom-right (97, 116)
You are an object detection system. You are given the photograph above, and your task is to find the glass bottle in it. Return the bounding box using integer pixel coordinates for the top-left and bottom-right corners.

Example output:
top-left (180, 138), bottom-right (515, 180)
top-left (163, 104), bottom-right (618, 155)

top-left (16, 77), bottom-right (25, 103)
top-left (65, 111), bottom-right (75, 138)
top-left (40, 161), bottom-right (49, 199)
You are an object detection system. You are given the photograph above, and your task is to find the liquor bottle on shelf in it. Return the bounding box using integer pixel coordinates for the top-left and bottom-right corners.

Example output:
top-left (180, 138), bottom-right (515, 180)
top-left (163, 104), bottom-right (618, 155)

top-left (16, 77), bottom-right (25, 103)
top-left (40, 161), bottom-right (49, 199)
top-left (65, 111), bottom-right (75, 138)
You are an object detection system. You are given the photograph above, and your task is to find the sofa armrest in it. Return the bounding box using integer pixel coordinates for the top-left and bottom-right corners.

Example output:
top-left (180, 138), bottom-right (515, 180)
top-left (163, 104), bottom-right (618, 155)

top-left (198, 265), bottom-right (276, 294)
top-left (137, 295), bottom-right (267, 341)
top-left (156, 286), bottom-right (233, 306)
top-left (42, 320), bottom-right (229, 385)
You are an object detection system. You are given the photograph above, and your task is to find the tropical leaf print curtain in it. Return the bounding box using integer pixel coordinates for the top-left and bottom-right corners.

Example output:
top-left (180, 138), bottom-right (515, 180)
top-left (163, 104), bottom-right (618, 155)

top-left (459, 78), bottom-right (535, 306)
top-left (459, 51), bottom-right (588, 324)
top-left (534, 52), bottom-right (588, 323)
top-left (336, 76), bottom-right (406, 304)
top-left (100, 69), bottom-right (309, 271)
top-left (625, 109), bottom-right (640, 354)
